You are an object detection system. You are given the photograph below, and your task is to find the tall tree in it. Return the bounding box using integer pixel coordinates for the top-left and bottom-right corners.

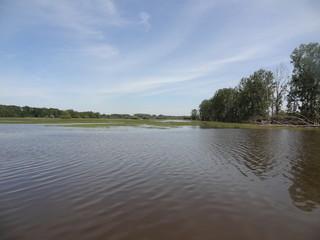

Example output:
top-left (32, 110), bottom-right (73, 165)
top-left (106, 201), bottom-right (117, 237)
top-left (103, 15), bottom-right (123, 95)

top-left (199, 99), bottom-right (212, 121)
top-left (288, 42), bottom-right (320, 120)
top-left (190, 109), bottom-right (199, 120)
top-left (272, 63), bottom-right (289, 115)
top-left (210, 88), bottom-right (239, 122)
top-left (238, 69), bottom-right (274, 121)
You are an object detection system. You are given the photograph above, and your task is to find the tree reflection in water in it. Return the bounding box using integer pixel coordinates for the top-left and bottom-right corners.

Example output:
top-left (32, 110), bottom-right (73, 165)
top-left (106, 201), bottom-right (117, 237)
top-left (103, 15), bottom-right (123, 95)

top-left (236, 130), bottom-right (278, 180)
top-left (209, 129), bottom-right (320, 212)
top-left (288, 130), bottom-right (320, 212)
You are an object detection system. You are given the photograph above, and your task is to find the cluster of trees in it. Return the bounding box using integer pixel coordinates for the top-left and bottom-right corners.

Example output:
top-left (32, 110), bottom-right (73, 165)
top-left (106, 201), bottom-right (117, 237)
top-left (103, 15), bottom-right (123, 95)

top-left (195, 42), bottom-right (320, 123)
top-left (0, 105), bottom-right (104, 119)
top-left (0, 105), bottom-right (188, 120)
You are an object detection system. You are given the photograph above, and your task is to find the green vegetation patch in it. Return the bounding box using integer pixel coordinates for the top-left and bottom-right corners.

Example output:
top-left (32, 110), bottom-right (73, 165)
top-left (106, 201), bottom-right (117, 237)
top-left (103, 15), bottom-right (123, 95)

top-left (1, 118), bottom-right (316, 130)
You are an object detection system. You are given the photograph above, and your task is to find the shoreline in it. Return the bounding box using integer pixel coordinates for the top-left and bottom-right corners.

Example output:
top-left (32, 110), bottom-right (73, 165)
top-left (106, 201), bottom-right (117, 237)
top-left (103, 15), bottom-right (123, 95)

top-left (0, 118), bottom-right (319, 130)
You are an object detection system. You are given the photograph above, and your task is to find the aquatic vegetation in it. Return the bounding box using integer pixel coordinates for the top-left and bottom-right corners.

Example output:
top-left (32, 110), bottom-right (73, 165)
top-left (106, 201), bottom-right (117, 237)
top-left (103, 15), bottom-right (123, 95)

top-left (0, 118), bottom-right (314, 130)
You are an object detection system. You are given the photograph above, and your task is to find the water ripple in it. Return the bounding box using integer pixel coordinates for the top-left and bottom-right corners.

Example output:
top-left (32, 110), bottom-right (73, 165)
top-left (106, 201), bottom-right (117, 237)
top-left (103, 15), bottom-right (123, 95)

top-left (0, 125), bottom-right (320, 240)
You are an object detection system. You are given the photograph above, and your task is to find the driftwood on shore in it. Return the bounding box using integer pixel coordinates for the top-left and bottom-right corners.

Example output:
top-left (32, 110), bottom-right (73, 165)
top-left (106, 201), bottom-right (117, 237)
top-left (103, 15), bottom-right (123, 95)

top-left (251, 115), bottom-right (320, 128)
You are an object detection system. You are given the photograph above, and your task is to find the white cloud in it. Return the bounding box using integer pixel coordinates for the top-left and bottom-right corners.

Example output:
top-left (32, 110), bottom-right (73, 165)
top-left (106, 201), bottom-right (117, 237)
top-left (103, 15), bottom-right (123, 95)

top-left (102, 0), bottom-right (118, 16)
top-left (107, 0), bottom-right (218, 68)
top-left (139, 12), bottom-right (151, 30)
top-left (185, 45), bottom-right (270, 74)
top-left (78, 45), bottom-right (119, 59)
top-left (1, 0), bottom-right (320, 115)
top-left (69, 42), bottom-right (272, 98)
top-left (8, 0), bottom-right (143, 39)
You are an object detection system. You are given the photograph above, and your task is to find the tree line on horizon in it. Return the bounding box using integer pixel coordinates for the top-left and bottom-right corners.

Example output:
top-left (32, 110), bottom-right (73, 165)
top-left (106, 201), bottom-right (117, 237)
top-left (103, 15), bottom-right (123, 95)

top-left (192, 42), bottom-right (320, 124)
top-left (0, 105), bottom-right (187, 120)
top-left (0, 105), bottom-right (104, 119)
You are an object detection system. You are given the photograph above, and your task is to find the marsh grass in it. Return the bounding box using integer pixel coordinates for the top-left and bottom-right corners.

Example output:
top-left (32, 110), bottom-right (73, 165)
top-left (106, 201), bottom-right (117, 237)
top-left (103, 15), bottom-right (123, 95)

top-left (0, 117), bottom-right (311, 130)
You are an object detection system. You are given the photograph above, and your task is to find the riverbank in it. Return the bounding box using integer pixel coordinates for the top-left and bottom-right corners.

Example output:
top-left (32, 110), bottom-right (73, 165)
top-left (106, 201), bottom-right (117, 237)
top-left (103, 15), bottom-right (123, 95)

top-left (1, 118), bottom-right (319, 130)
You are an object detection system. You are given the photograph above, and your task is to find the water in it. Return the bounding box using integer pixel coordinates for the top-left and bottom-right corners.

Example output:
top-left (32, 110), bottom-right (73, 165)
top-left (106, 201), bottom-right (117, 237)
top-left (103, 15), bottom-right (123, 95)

top-left (0, 124), bottom-right (319, 240)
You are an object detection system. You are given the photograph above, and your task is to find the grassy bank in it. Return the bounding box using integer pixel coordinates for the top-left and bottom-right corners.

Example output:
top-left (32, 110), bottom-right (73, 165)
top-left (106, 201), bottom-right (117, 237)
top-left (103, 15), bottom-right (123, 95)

top-left (1, 117), bottom-right (316, 130)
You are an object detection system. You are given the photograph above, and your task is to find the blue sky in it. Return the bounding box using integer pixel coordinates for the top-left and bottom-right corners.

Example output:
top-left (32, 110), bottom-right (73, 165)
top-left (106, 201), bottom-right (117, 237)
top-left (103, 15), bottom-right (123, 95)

top-left (1, 0), bottom-right (320, 115)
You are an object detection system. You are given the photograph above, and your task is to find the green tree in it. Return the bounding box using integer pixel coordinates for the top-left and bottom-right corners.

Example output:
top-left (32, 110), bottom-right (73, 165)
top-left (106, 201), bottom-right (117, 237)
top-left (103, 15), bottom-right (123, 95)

top-left (22, 106), bottom-right (32, 117)
top-left (288, 42), bottom-right (320, 120)
top-left (199, 99), bottom-right (212, 121)
top-left (210, 88), bottom-right (239, 122)
top-left (134, 113), bottom-right (152, 119)
top-left (238, 69), bottom-right (274, 121)
top-left (61, 110), bottom-right (71, 119)
top-left (191, 109), bottom-right (199, 120)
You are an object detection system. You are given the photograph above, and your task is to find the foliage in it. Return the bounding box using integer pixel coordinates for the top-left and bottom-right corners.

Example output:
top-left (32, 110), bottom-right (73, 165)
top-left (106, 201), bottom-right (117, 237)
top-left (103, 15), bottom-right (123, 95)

top-left (288, 42), bottom-right (320, 120)
top-left (197, 42), bottom-right (320, 123)
top-left (133, 113), bottom-right (154, 119)
top-left (0, 105), bottom-right (104, 119)
top-left (0, 105), bottom-right (188, 120)
top-left (210, 88), bottom-right (239, 122)
top-left (237, 69), bottom-right (274, 121)
top-left (190, 109), bottom-right (199, 120)
top-left (61, 111), bottom-right (72, 119)
top-left (199, 99), bottom-right (212, 121)
top-left (199, 69), bottom-right (274, 122)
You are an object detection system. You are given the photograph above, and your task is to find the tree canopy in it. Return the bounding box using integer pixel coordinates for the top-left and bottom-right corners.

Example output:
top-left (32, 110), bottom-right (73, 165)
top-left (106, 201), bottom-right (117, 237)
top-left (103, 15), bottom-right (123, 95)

top-left (288, 42), bottom-right (320, 120)
top-left (0, 105), bottom-right (188, 120)
top-left (238, 69), bottom-right (274, 121)
top-left (199, 69), bottom-right (274, 122)
top-left (197, 42), bottom-right (320, 123)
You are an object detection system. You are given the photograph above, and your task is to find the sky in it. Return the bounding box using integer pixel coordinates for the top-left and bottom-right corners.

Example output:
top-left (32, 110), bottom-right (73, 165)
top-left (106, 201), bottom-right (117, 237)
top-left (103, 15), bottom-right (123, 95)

top-left (0, 0), bottom-right (320, 115)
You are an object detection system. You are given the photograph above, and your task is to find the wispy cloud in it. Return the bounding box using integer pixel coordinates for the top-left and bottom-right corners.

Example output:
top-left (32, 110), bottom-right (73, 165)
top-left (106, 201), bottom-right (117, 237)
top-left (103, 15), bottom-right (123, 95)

top-left (114, 0), bottom-right (218, 66)
top-left (1, 0), bottom-right (319, 115)
top-left (139, 12), bottom-right (151, 30)
top-left (80, 46), bottom-right (263, 97)
top-left (76, 45), bottom-right (119, 59)
top-left (5, 0), bottom-right (150, 39)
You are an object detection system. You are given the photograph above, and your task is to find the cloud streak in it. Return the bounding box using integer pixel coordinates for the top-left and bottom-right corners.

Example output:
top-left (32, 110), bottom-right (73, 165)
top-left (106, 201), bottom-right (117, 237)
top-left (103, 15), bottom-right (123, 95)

top-left (1, 0), bottom-right (320, 115)
top-left (139, 12), bottom-right (151, 30)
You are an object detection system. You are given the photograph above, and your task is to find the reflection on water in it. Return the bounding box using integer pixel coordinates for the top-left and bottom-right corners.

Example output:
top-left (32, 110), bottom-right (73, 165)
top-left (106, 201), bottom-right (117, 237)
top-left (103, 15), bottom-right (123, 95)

top-left (230, 130), bottom-right (278, 179)
top-left (0, 125), bottom-right (319, 240)
top-left (200, 129), bottom-right (290, 180)
top-left (287, 131), bottom-right (320, 211)
top-left (204, 129), bottom-right (320, 212)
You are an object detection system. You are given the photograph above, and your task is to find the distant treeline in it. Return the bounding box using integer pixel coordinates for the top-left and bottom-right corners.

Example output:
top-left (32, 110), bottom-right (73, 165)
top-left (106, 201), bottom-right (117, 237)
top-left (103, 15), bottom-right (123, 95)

top-left (0, 105), bottom-right (188, 120)
top-left (192, 42), bottom-right (320, 123)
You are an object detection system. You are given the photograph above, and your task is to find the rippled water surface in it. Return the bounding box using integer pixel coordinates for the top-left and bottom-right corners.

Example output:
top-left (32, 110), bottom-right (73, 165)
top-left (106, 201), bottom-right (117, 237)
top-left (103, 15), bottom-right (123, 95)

top-left (1, 125), bottom-right (320, 240)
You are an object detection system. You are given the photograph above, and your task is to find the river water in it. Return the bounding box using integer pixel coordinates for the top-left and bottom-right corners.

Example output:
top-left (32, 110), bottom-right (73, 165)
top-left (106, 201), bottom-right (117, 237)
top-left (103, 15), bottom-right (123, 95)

top-left (0, 124), bottom-right (319, 240)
